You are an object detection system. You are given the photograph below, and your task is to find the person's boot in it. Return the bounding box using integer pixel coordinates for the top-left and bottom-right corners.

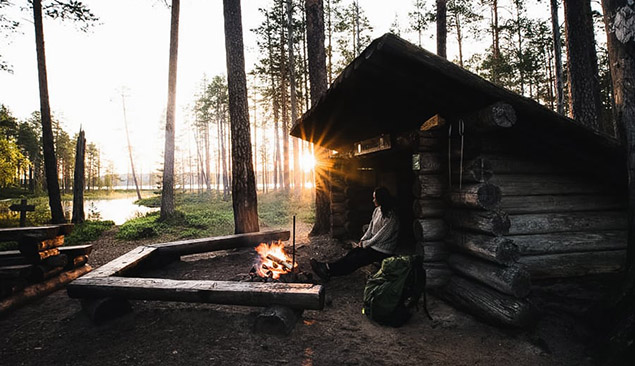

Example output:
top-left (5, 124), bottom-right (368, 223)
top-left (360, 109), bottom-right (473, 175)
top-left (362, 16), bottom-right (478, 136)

top-left (310, 258), bottom-right (331, 282)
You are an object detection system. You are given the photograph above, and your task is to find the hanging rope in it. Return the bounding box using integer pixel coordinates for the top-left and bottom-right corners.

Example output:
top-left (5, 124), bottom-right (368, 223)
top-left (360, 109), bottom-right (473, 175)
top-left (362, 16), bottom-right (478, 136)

top-left (459, 119), bottom-right (465, 192)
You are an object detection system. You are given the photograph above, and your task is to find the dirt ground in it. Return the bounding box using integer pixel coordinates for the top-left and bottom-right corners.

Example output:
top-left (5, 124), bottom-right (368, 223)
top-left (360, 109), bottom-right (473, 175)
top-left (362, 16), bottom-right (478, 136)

top-left (0, 223), bottom-right (606, 366)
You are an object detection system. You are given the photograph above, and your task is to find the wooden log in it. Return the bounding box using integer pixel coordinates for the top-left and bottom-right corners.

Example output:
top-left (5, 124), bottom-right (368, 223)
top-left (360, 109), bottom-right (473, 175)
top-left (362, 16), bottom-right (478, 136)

top-left (0, 264), bottom-right (33, 279)
top-left (254, 305), bottom-right (302, 335)
top-left (425, 262), bottom-right (452, 289)
top-left (413, 219), bottom-right (447, 241)
top-left (0, 224), bottom-right (72, 242)
top-left (462, 102), bottom-right (516, 130)
top-left (518, 250), bottom-right (626, 279)
top-left (451, 157), bottom-right (493, 183)
top-left (484, 154), bottom-right (577, 174)
top-left (29, 265), bottom-right (64, 282)
top-left (418, 136), bottom-right (444, 152)
top-left (58, 244), bottom-right (93, 258)
top-left (27, 248), bottom-right (60, 262)
top-left (41, 253), bottom-right (68, 269)
top-left (0, 264), bottom-right (91, 317)
top-left (331, 213), bottom-right (346, 227)
top-left (421, 241), bottom-right (449, 262)
top-left (412, 175), bottom-right (446, 198)
top-left (149, 230), bottom-right (291, 256)
top-left (412, 153), bottom-right (444, 173)
top-left (80, 297), bottom-right (132, 324)
top-left (448, 183), bottom-right (502, 210)
top-left (498, 194), bottom-right (626, 214)
top-left (437, 275), bottom-right (533, 328)
top-left (0, 251), bottom-right (29, 266)
top-left (413, 198), bottom-right (446, 218)
top-left (448, 254), bottom-right (531, 298)
top-left (330, 201), bottom-right (347, 214)
top-left (507, 211), bottom-right (627, 235)
top-left (446, 210), bottom-right (511, 236)
top-left (508, 231), bottom-right (627, 255)
top-left (331, 192), bottom-right (347, 203)
top-left (65, 255), bottom-right (88, 270)
top-left (18, 235), bottom-right (64, 255)
top-left (445, 231), bottom-right (519, 265)
top-left (67, 277), bottom-right (326, 310)
top-left (489, 175), bottom-right (611, 196)
top-left (84, 246), bottom-right (157, 279)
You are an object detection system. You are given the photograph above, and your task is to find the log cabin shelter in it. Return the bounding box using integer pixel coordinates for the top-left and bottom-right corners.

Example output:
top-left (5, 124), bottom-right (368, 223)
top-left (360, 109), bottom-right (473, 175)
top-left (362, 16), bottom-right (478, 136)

top-left (291, 33), bottom-right (628, 327)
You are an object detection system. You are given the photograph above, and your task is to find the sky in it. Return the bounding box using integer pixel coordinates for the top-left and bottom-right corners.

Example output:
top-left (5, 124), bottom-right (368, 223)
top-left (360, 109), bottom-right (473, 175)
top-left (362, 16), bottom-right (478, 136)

top-left (0, 0), bottom-right (550, 175)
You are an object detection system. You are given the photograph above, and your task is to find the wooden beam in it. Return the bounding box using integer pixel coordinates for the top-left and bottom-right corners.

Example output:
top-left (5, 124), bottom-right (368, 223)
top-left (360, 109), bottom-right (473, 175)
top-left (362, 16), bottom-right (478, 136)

top-left (498, 194), bottom-right (626, 214)
top-left (0, 224), bottom-right (73, 242)
top-left (445, 231), bottom-right (519, 265)
top-left (518, 250), bottom-right (626, 279)
top-left (413, 219), bottom-right (447, 242)
top-left (448, 183), bottom-right (502, 210)
top-left (59, 245), bottom-right (93, 258)
top-left (509, 231), bottom-right (627, 255)
top-left (507, 211), bottom-right (627, 235)
top-left (461, 102), bottom-right (517, 131)
top-left (18, 235), bottom-right (64, 256)
top-left (149, 230), bottom-right (291, 256)
top-left (448, 254), bottom-right (531, 298)
top-left (412, 198), bottom-right (446, 218)
top-left (67, 276), bottom-right (325, 310)
top-left (437, 275), bottom-right (533, 328)
top-left (446, 210), bottom-right (511, 236)
top-left (412, 174), bottom-right (446, 198)
top-left (83, 246), bottom-right (157, 279)
top-left (489, 175), bottom-right (611, 196)
top-left (0, 265), bottom-right (91, 317)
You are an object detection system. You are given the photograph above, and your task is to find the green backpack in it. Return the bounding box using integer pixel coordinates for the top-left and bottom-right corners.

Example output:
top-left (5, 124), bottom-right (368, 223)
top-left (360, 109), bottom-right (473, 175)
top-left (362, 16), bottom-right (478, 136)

top-left (362, 255), bottom-right (431, 327)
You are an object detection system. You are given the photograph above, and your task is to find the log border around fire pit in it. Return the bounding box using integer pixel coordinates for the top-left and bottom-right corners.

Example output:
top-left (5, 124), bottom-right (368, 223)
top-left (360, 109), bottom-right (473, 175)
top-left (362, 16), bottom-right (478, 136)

top-left (67, 229), bottom-right (325, 322)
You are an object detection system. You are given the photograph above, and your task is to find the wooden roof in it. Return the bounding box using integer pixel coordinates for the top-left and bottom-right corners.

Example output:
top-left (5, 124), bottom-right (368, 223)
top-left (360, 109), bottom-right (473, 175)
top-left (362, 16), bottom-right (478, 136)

top-left (291, 34), bottom-right (624, 177)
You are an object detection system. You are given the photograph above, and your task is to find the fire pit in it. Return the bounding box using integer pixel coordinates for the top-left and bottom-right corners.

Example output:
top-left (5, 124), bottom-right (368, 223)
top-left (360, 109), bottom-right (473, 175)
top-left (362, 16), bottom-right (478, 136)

top-left (248, 241), bottom-right (313, 283)
top-left (66, 230), bottom-right (325, 326)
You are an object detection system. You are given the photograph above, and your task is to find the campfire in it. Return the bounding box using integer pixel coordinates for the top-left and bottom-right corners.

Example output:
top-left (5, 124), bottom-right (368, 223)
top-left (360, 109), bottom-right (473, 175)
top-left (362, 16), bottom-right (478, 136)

top-left (253, 240), bottom-right (297, 279)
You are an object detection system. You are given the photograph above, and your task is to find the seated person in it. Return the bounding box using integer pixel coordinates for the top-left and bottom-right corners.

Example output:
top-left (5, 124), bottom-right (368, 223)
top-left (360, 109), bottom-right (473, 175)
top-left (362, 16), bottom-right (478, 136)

top-left (310, 186), bottom-right (399, 281)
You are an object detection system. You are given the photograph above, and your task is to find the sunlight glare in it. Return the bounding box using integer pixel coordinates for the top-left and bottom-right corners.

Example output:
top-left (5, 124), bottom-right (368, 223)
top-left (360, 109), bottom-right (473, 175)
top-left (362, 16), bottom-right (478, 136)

top-left (300, 153), bottom-right (316, 173)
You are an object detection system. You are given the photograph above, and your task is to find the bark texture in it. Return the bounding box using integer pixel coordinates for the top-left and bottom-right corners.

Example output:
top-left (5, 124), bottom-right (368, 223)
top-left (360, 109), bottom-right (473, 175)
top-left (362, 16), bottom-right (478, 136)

top-left (306, 0), bottom-right (331, 236)
top-left (33, 0), bottom-right (65, 224)
top-left (563, 0), bottom-right (603, 131)
top-left (160, 0), bottom-right (180, 220)
top-left (223, 0), bottom-right (259, 233)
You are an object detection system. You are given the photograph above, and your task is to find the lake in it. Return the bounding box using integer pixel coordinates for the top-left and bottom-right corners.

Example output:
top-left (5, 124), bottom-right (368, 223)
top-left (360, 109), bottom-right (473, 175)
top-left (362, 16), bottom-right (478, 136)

top-left (62, 197), bottom-right (159, 225)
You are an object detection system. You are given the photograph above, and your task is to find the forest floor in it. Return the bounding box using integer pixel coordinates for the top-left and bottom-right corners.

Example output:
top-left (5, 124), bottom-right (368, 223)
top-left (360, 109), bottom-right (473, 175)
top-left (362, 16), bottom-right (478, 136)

top-left (0, 222), bottom-right (610, 366)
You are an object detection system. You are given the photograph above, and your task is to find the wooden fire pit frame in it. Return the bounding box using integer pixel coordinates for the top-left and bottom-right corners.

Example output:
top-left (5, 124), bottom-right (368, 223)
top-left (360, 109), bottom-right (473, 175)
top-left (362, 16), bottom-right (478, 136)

top-left (67, 230), bottom-right (326, 315)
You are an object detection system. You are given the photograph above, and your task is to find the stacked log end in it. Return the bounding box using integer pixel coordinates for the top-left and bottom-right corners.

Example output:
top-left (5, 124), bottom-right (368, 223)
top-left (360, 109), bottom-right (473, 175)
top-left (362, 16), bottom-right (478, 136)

top-left (0, 225), bottom-right (92, 315)
top-left (413, 128), bottom-right (451, 290)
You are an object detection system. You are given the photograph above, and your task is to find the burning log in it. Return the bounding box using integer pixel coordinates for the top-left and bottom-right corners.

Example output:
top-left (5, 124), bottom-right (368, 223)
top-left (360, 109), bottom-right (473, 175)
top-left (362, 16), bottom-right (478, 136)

top-left (266, 254), bottom-right (293, 271)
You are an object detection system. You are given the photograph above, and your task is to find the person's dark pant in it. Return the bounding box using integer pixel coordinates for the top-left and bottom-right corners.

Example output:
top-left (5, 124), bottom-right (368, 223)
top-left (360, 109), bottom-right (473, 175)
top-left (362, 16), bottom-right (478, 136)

top-left (327, 247), bottom-right (390, 277)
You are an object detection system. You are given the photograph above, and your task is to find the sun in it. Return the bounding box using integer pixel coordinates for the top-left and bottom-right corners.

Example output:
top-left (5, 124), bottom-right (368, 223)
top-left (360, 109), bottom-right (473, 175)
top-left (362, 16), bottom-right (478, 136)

top-left (299, 153), bottom-right (316, 172)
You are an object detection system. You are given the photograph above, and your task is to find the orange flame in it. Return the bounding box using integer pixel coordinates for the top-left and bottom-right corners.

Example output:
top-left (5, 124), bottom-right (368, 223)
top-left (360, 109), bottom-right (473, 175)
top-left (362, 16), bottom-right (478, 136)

top-left (254, 241), bottom-right (296, 279)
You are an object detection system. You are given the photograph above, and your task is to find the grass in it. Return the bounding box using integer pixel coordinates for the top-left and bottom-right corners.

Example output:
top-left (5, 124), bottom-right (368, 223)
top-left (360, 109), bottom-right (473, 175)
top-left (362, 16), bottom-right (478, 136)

top-left (117, 190), bottom-right (315, 241)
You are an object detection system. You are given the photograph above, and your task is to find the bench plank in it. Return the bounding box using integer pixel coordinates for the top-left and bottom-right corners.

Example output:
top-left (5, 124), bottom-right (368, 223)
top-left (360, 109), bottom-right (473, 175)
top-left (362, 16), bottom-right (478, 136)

top-left (68, 276), bottom-right (325, 310)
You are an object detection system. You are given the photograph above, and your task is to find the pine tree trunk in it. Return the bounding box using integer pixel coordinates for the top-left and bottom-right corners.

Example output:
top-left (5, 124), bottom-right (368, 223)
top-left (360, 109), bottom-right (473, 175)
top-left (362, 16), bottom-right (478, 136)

top-left (160, 0), bottom-right (180, 219)
top-left (72, 130), bottom-right (85, 224)
top-left (287, 0), bottom-right (300, 192)
top-left (306, 0), bottom-right (331, 236)
top-left (436, 0), bottom-right (447, 59)
top-left (280, 2), bottom-right (291, 192)
top-left (563, 0), bottom-right (603, 131)
top-left (223, 0), bottom-right (259, 234)
top-left (33, 0), bottom-right (65, 224)
top-left (550, 0), bottom-right (565, 115)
